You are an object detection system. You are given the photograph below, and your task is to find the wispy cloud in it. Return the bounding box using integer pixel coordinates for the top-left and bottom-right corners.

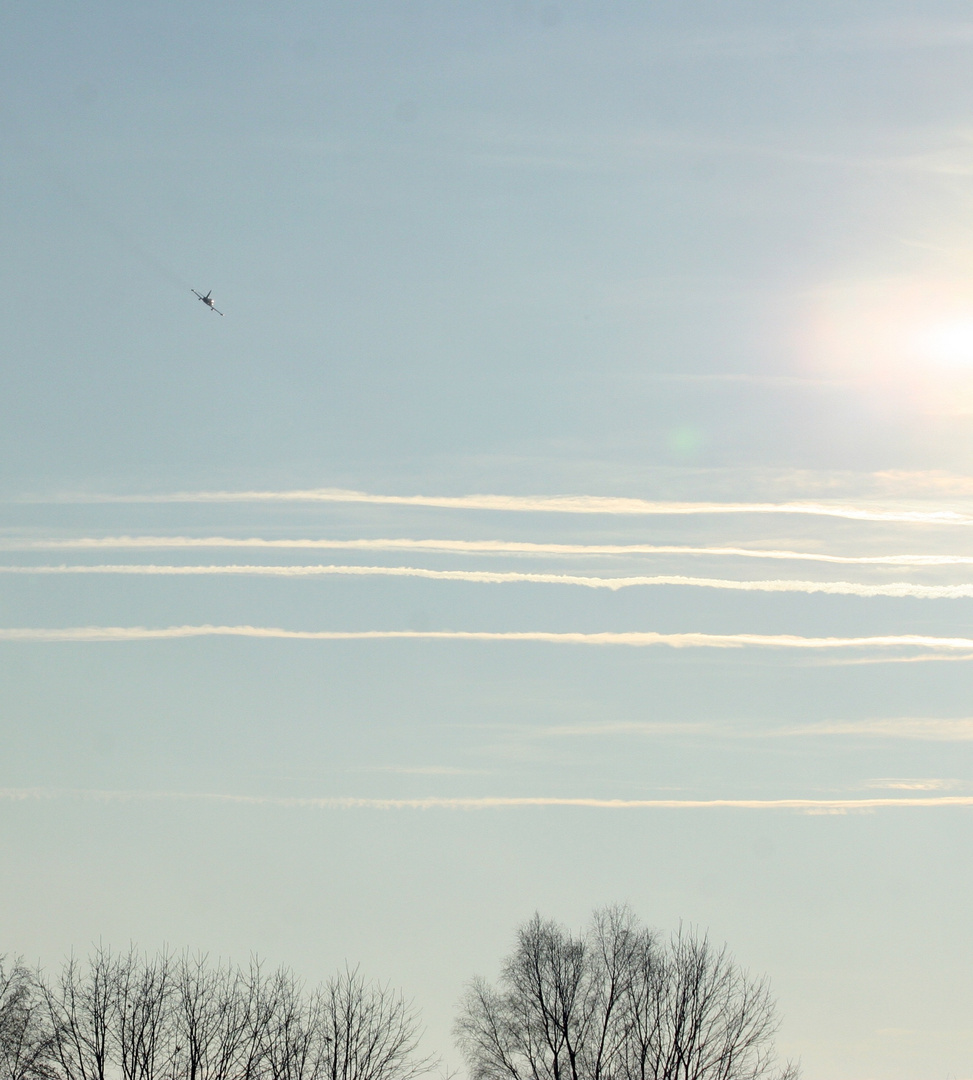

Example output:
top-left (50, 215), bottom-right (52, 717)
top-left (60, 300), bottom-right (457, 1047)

top-left (644, 373), bottom-right (853, 388)
top-left (817, 651), bottom-right (973, 666)
top-left (534, 722), bottom-right (718, 737)
top-left (1, 787), bottom-right (972, 813)
top-left (862, 778), bottom-right (963, 790)
top-left (780, 718), bottom-right (973, 738)
top-left (3, 625), bottom-right (973, 653)
top-left (26, 489), bottom-right (973, 524)
top-left (9, 536), bottom-right (973, 567)
top-left (348, 765), bottom-right (491, 776)
top-left (6, 562), bottom-right (973, 599)
top-left (873, 470), bottom-right (973, 495)
top-left (533, 718), bottom-right (973, 741)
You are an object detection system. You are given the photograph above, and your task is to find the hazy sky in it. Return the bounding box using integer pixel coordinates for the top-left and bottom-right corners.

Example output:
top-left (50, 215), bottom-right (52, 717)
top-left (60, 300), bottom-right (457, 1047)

top-left (4, 4), bottom-right (973, 1078)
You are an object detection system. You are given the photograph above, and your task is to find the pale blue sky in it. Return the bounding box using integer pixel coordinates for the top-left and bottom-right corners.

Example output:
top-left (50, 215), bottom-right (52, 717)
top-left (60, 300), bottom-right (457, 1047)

top-left (3, 4), bottom-right (973, 1079)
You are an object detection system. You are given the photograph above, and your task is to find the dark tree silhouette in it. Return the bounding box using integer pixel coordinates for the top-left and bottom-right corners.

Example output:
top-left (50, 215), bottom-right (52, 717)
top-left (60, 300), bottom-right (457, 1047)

top-left (455, 907), bottom-right (798, 1080)
top-left (0, 958), bottom-right (52, 1080)
top-left (316, 968), bottom-right (434, 1080)
top-left (1, 951), bottom-right (433, 1080)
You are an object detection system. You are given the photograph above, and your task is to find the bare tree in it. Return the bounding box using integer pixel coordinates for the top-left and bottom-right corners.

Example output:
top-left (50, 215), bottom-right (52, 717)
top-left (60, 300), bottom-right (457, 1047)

top-left (455, 907), bottom-right (651, 1080)
top-left (622, 929), bottom-right (798, 1080)
top-left (585, 907), bottom-right (655, 1080)
top-left (316, 968), bottom-right (434, 1080)
top-left (172, 954), bottom-right (271, 1080)
top-left (19, 948), bottom-right (432, 1080)
top-left (39, 949), bottom-right (182, 1080)
top-left (0, 957), bottom-right (52, 1080)
top-left (42, 949), bottom-right (118, 1080)
top-left (456, 909), bottom-right (798, 1080)
top-left (113, 950), bottom-right (177, 1080)
top-left (257, 969), bottom-right (323, 1080)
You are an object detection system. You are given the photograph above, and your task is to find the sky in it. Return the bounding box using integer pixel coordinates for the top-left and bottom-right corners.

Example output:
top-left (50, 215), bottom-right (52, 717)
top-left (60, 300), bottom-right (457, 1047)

top-left (3, 2), bottom-right (973, 1077)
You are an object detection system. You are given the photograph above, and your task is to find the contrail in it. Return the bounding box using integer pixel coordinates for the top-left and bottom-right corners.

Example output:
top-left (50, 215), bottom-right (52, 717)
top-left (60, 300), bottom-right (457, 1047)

top-left (6, 562), bottom-right (973, 599)
top-left (22, 488), bottom-right (973, 524)
top-left (7, 535), bottom-right (973, 566)
top-left (778, 718), bottom-right (973, 739)
top-left (3, 625), bottom-right (973, 651)
top-left (534, 718), bottom-right (973, 741)
top-left (0, 787), bottom-right (971, 812)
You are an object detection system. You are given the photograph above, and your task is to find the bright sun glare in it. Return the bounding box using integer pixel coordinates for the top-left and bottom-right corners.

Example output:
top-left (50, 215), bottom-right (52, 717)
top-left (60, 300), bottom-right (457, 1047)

top-left (915, 319), bottom-right (973, 367)
top-left (810, 277), bottom-right (973, 385)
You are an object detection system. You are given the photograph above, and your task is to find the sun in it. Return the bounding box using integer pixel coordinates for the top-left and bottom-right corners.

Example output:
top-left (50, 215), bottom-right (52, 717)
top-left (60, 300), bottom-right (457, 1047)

top-left (807, 276), bottom-right (973, 379)
top-left (915, 319), bottom-right (973, 368)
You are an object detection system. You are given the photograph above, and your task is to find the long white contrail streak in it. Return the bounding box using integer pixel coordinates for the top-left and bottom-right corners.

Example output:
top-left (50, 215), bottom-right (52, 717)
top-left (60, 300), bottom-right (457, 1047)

top-left (779, 718), bottom-right (973, 739)
top-left (0, 788), bottom-right (971, 811)
top-left (26, 488), bottom-right (973, 524)
top-left (3, 626), bottom-right (973, 650)
top-left (6, 536), bottom-right (973, 566)
top-left (538, 718), bottom-right (973, 741)
top-left (6, 562), bottom-right (973, 599)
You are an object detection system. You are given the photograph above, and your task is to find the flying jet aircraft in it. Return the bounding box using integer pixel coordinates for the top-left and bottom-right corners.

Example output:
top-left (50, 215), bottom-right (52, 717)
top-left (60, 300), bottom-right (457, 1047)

top-left (192, 289), bottom-right (224, 316)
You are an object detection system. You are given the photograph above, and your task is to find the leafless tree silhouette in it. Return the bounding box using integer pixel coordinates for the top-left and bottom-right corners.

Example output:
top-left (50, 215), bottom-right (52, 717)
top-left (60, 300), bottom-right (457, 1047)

top-left (456, 907), bottom-right (798, 1080)
top-left (43, 948), bottom-right (117, 1080)
top-left (1, 951), bottom-right (433, 1080)
top-left (114, 950), bottom-right (176, 1080)
top-left (173, 955), bottom-right (269, 1080)
top-left (316, 968), bottom-right (434, 1080)
top-left (0, 957), bottom-right (52, 1080)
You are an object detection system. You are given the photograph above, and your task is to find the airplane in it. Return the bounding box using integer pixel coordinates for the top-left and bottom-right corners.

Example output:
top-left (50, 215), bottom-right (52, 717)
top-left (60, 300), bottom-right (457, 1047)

top-left (192, 289), bottom-right (224, 316)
